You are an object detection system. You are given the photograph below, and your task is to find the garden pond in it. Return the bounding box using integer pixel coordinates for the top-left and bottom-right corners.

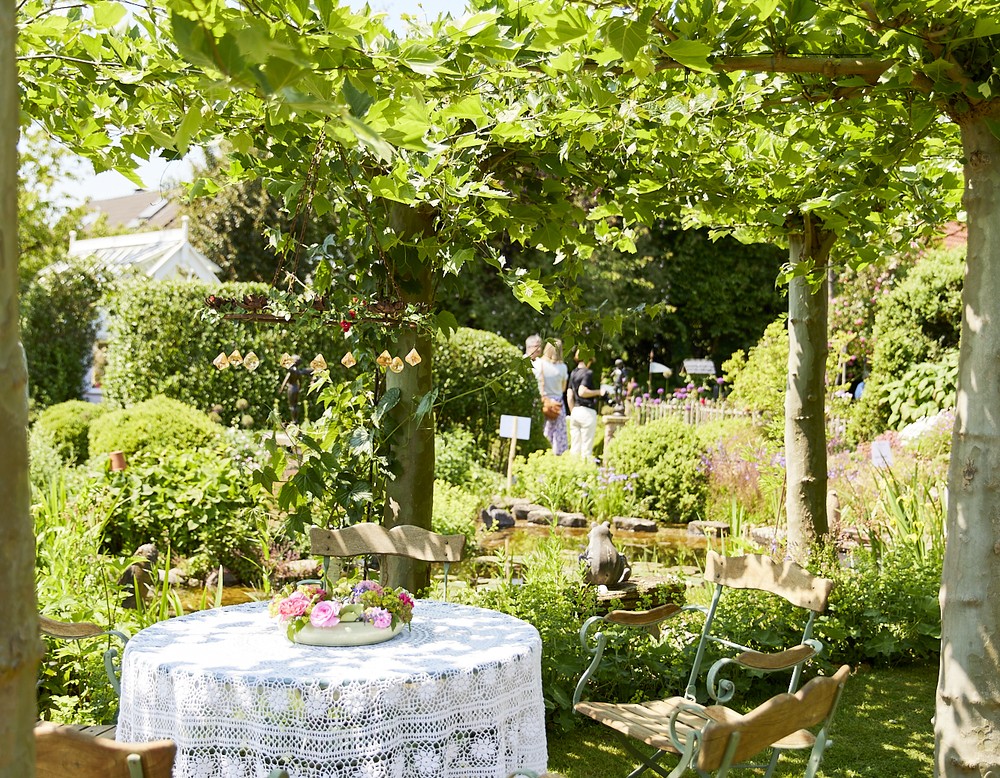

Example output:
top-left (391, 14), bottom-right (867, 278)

top-left (182, 521), bottom-right (712, 610)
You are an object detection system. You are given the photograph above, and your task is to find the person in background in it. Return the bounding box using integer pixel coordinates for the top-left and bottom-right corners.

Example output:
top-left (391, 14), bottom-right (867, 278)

top-left (525, 333), bottom-right (542, 365)
top-left (568, 351), bottom-right (602, 459)
top-left (534, 339), bottom-right (568, 455)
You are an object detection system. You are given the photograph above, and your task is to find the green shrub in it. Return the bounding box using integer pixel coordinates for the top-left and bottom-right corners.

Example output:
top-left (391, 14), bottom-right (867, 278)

top-left (89, 396), bottom-right (220, 460)
top-left (435, 427), bottom-right (482, 486)
top-left (432, 481), bottom-right (480, 549)
top-left (721, 317), bottom-right (787, 439)
top-left (605, 417), bottom-right (708, 524)
top-left (511, 450), bottom-right (598, 514)
top-left (464, 534), bottom-right (689, 729)
top-left (101, 279), bottom-right (341, 426)
top-left (882, 351), bottom-right (958, 430)
top-left (851, 247), bottom-right (964, 439)
top-left (34, 400), bottom-right (107, 464)
top-left (710, 544), bottom-right (941, 670)
top-left (433, 327), bottom-right (544, 461)
top-left (21, 258), bottom-right (109, 410)
top-left (99, 446), bottom-right (267, 582)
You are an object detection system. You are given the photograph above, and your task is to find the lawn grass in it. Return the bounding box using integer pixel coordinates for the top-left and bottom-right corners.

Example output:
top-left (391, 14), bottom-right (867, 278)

top-left (547, 662), bottom-right (936, 777)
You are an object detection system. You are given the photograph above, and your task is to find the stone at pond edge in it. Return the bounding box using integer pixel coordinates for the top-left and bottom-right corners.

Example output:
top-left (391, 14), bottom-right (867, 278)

top-left (275, 558), bottom-right (323, 584)
top-left (687, 520), bottom-right (730, 537)
top-left (556, 512), bottom-right (587, 528)
top-left (206, 567), bottom-right (240, 588)
top-left (526, 508), bottom-right (554, 524)
top-left (480, 506), bottom-right (515, 530)
top-left (514, 502), bottom-right (547, 520)
top-left (613, 516), bottom-right (658, 532)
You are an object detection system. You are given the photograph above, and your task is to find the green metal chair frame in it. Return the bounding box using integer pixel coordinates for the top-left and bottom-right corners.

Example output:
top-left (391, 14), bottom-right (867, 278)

top-left (308, 523), bottom-right (466, 599)
top-left (573, 551), bottom-right (838, 778)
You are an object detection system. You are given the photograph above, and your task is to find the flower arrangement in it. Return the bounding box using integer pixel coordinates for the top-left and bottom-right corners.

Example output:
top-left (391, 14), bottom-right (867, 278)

top-left (269, 579), bottom-right (415, 641)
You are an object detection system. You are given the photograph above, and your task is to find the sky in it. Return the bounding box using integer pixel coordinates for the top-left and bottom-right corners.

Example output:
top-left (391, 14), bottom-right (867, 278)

top-left (68, 0), bottom-right (471, 203)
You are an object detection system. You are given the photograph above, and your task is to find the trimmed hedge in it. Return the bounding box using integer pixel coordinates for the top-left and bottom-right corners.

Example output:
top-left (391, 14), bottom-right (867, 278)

top-left (433, 327), bottom-right (544, 459)
top-left (21, 258), bottom-right (108, 410)
top-left (605, 416), bottom-right (708, 523)
top-left (101, 279), bottom-right (342, 425)
top-left (33, 400), bottom-right (107, 465)
top-left (89, 396), bottom-right (220, 460)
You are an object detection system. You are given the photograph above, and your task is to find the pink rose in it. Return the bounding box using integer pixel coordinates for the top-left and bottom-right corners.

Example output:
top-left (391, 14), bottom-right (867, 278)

top-left (310, 600), bottom-right (341, 628)
top-left (398, 591), bottom-right (415, 608)
top-left (277, 591), bottom-right (310, 620)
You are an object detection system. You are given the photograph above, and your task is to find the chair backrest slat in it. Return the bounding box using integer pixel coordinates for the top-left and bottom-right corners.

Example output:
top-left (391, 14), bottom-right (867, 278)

top-left (704, 551), bottom-right (834, 613)
top-left (35, 723), bottom-right (175, 778)
top-left (696, 664), bottom-right (850, 771)
top-left (309, 524), bottom-right (465, 563)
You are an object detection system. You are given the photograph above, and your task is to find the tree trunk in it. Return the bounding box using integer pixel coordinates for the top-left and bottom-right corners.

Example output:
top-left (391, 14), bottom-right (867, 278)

top-left (380, 205), bottom-right (436, 594)
top-left (381, 324), bottom-right (435, 593)
top-left (784, 223), bottom-right (833, 562)
top-left (0, 1), bottom-right (41, 774)
top-left (935, 112), bottom-right (1000, 777)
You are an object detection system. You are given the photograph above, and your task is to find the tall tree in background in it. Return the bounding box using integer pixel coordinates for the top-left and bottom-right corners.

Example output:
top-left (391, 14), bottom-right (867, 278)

top-left (17, 132), bottom-right (87, 289)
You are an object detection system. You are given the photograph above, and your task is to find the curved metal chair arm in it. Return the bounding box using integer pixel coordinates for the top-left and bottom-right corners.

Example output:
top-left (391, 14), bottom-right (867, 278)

top-left (573, 604), bottom-right (684, 708)
top-left (573, 616), bottom-right (610, 707)
top-left (663, 701), bottom-right (710, 777)
top-left (706, 639), bottom-right (824, 702)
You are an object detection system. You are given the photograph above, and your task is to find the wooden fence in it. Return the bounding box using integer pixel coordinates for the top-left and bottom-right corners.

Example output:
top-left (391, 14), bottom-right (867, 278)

top-left (625, 399), bottom-right (758, 427)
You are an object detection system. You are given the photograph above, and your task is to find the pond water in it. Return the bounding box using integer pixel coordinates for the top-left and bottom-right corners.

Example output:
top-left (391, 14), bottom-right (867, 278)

top-left (478, 522), bottom-right (710, 569)
top-left (184, 522), bottom-right (712, 611)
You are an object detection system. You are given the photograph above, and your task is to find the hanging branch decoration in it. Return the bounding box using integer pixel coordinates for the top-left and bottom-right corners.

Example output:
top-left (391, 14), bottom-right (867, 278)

top-left (203, 291), bottom-right (427, 329)
top-left (341, 352), bottom-right (357, 368)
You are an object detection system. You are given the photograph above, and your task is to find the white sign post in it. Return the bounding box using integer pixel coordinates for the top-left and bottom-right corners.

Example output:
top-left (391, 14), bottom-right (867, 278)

top-left (500, 415), bottom-right (531, 491)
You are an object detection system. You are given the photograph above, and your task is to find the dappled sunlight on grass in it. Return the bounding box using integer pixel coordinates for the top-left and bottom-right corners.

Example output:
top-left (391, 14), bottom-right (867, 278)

top-left (547, 663), bottom-right (936, 777)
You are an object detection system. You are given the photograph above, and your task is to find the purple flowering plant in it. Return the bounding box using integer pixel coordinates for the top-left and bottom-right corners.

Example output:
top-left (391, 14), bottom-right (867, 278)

top-left (269, 578), bottom-right (415, 640)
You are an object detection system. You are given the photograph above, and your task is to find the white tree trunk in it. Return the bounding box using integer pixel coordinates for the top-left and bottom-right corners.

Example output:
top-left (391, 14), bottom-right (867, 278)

top-left (936, 113), bottom-right (1000, 777)
top-left (784, 225), bottom-right (833, 562)
top-left (0, 2), bottom-right (41, 774)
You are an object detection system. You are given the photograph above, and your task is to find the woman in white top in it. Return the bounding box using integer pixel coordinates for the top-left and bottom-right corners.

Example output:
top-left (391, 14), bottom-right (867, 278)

top-left (534, 340), bottom-right (569, 455)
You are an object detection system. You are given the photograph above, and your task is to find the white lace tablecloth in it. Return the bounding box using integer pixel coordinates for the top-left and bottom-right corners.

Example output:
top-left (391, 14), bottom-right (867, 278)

top-left (117, 600), bottom-right (547, 778)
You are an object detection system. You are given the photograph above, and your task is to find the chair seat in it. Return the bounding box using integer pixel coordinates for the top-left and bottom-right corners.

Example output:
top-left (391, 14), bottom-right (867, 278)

top-left (575, 696), bottom-right (816, 754)
top-left (36, 721), bottom-right (117, 740)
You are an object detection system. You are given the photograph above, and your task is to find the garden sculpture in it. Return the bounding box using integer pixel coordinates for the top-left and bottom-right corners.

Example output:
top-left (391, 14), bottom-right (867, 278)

top-left (281, 355), bottom-right (312, 424)
top-left (118, 543), bottom-right (158, 609)
top-left (580, 521), bottom-right (631, 588)
top-left (611, 359), bottom-right (629, 413)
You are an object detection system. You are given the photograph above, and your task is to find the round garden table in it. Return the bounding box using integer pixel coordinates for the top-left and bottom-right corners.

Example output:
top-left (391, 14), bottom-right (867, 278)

top-left (117, 599), bottom-right (548, 778)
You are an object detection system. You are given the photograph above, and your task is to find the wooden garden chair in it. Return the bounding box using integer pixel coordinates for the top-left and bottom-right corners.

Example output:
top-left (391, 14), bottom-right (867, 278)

top-left (308, 523), bottom-right (466, 599)
top-left (35, 722), bottom-right (291, 778)
top-left (573, 551), bottom-right (838, 778)
top-left (35, 722), bottom-right (175, 778)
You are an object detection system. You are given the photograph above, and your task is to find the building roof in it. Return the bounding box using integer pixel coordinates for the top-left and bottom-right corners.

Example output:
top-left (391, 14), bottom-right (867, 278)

top-left (937, 221), bottom-right (967, 250)
top-left (86, 189), bottom-right (181, 231)
top-left (65, 216), bottom-right (221, 283)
